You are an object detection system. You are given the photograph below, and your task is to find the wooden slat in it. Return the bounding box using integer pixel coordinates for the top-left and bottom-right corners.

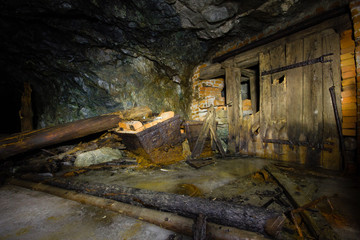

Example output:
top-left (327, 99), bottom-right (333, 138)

top-left (321, 30), bottom-right (341, 170)
top-left (340, 38), bottom-right (355, 49)
top-left (200, 63), bottom-right (225, 80)
top-left (249, 75), bottom-right (258, 113)
top-left (286, 39), bottom-right (304, 141)
top-left (340, 46), bottom-right (355, 55)
top-left (341, 89), bottom-right (356, 98)
top-left (342, 102), bottom-right (357, 110)
top-left (340, 52), bottom-right (355, 61)
top-left (342, 122), bottom-right (356, 129)
top-left (343, 129), bottom-right (356, 136)
top-left (270, 45), bottom-right (286, 128)
top-left (342, 78), bottom-right (356, 86)
top-left (343, 116), bottom-right (357, 122)
top-left (340, 58), bottom-right (355, 67)
top-left (234, 68), bottom-right (242, 152)
top-left (225, 67), bottom-right (242, 153)
top-left (341, 96), bottom-right (357, 103)
top-left (341, 70), bottom-right (356, 79)
top-left (259, 52), bottom-right (272, 139)
top-left (341, 65), bottom-right (356, 73)
top-left (342, 109), bottom-right (357, 116)
top-left (303, 33), bottom-right (323, 147)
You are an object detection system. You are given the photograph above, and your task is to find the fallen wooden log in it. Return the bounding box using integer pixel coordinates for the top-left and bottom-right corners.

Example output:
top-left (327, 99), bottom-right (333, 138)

top-left (9, 178), bottom-right (269, 240)
top-left (37, 177), bottom-right (281, 235)
top-left (0, 106), bottom-right (152, 160)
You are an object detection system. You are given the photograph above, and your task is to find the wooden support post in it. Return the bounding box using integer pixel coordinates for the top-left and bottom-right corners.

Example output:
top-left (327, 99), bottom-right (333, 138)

top-left (225, 67), bottom-right (242, 153)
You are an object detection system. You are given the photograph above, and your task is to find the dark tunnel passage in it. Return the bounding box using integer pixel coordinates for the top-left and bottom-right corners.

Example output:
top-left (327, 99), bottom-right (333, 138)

top-left (0, 78), bottom-right (22, 135)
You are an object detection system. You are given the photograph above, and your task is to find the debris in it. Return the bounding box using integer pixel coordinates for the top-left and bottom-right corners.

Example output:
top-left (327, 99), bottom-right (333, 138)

top-left (74, 147), bottom-right (124, 167)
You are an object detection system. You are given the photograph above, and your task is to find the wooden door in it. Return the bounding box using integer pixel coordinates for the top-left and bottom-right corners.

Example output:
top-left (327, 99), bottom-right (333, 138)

top-left (259, 29), bottom-right (341, 169)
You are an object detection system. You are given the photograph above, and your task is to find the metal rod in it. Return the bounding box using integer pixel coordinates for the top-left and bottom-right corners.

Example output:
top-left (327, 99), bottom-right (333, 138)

top-left (329, 86), bottom-right (345, 170)
top-left (261, 53), bottom-right (333, 76)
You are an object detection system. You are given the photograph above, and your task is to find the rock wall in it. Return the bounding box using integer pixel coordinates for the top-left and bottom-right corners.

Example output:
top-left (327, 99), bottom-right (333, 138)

top-left (0, 0), bottom-right (350, 129)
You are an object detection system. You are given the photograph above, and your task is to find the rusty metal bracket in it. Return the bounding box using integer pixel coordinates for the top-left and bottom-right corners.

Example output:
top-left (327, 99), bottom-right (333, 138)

top-left (261, 53), bottom-right (333, 76)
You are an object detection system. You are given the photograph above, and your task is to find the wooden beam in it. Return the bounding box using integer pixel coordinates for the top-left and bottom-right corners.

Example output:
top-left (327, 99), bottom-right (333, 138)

top-left (199, 63), bottom-right (225, 80)
top-left (0, 106), bottom-right (152, 160)
top-left (9, 178), bottom-right (268, 240)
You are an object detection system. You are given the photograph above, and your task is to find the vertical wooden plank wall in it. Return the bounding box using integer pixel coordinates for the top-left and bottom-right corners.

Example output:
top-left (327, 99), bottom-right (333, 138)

top-left (285, 39), bottom-right (304, 163)
top-left (340, 29), bottom-right (357, 136)
top-left (321, 29), bottom-right (342, 170)
top-left (303, 33), bottom-right (324, 167)
top-left (257, 29), bottom-right (342, 169)
top-left (259, 52), bottom-right (273, 158)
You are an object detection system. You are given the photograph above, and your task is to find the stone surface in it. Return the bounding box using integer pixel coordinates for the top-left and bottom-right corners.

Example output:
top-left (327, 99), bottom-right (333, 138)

top-left (0, 185), bottom-right (187, 240)
top-left (74, 147), bottom-right (124, 167)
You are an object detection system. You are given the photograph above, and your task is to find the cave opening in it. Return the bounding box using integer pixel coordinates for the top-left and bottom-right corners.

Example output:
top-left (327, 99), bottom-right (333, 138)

top-left (0, 78), bottom-right (22, 135)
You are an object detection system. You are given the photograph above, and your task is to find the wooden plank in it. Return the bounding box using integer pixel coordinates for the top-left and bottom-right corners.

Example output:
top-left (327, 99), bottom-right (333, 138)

top-left (249, 75), bottom-right (258, 113)
top-left (341, 70), bottom-right (356, 79)
top-left (341, 96), bottom-right (357, 103)
top-left (270, 45), bottom-right (286, 127)
top-left (340, 29), bottom-right (352, 38)
top-left (342, 129), bottom-right (356, 136)
top-left (342, 122), bottom-right (356, 129)
top-left (303, 32), bottom-right (323, 166)
top-left (342, 109), bottom-right (357, 116)
top-left (304, 34), bottom-right (323, 141)
top-left (340, 46), bottom-right (355, 55)
top-left (234, 68), bottom-right (242, 152)
top-left (342, 102), bottom-right (357, 110)
top-left (340, 52), bottom-right (355, 61)
top-left (225, 67), bottom-right (242, 153)
top-left (343, 116), bottom-right (357, 122)
top-left (340, 38), bottom-right (355, 49)
top-left (342, 78), bottom-right (356, 86)
top-left (321, 30), bottom-right (341, 170)
top-left (259, 52), bottom-right (272, 139)
top-left (340, 58), bottom-right (355, 67)
top-left (265, 165), bottom-right (340, 240)
top-left (341, 65), bottom-right (356, 73)
top-left (341, 89), bottom-right (356, 98)
top-left (200, 63), bottom-right (225, 80)
top-left (286, 39), bottom-right (304, 141)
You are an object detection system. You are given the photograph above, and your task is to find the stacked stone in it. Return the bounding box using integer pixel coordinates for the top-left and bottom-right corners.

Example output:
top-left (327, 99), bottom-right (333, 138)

top-left (350, 0), bottom-right (360, 166)
top-left (190, 64), bottom-right (226, 121)
top-left (340, 29), bottom-right (357, 137)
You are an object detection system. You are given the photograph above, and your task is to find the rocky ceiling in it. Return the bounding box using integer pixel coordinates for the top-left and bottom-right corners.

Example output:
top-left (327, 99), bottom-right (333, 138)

top-left (0, 0), bottom-right (350, 130)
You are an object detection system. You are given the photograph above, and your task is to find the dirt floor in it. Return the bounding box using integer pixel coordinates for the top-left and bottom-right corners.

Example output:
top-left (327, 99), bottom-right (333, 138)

top-left (1, 155), bottom-right (360, 239)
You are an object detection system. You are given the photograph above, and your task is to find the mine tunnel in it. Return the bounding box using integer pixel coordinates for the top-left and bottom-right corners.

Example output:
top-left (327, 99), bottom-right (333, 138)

top-left (0, 0), bottom-right (360, 239)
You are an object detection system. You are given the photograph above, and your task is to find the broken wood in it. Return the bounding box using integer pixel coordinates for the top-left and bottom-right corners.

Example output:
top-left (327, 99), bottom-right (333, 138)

top-left (26, 176), bottom-right (281, 235)
top-left (190, 106), bottom-right (225, 159)
top-left (0, 106), bottom-right (152, 160)
top-left (9, 178), bottom-right (268, 240)
top-left (265, 165), bottom-right (340, 240)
